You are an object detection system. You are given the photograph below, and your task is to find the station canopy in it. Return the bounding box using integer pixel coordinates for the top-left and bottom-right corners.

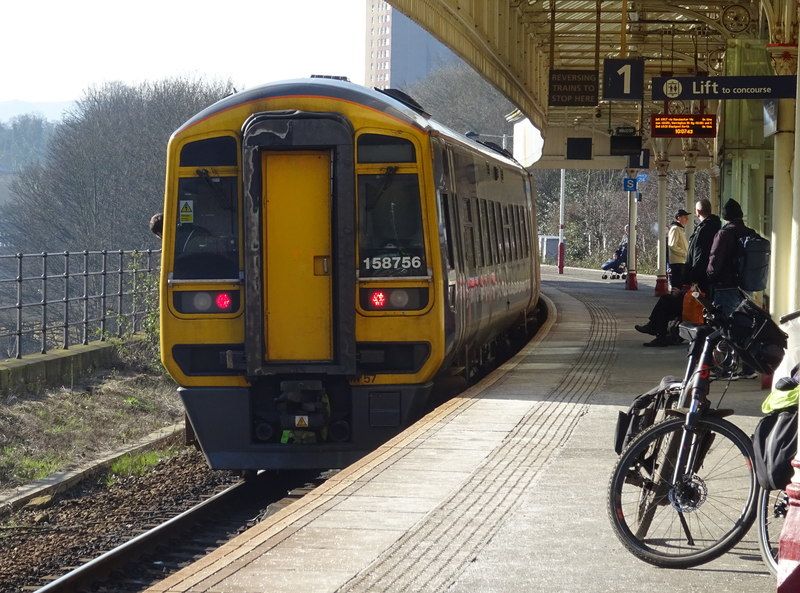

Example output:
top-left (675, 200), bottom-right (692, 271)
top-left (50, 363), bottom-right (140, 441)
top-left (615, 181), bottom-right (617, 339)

top-left (389, 0), bottom-right (770, 169)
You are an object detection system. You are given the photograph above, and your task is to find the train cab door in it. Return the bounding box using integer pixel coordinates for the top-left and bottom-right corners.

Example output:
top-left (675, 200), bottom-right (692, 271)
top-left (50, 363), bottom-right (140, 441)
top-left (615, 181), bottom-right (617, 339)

top-left (261, 151), bottom-right (333, 362)
top-left (241, 112), bottom-right (356, 377)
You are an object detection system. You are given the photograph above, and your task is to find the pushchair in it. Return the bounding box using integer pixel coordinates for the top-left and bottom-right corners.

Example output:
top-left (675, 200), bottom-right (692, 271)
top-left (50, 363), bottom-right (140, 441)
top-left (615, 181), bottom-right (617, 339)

top-left (601, 240), bottom-right (628, 279)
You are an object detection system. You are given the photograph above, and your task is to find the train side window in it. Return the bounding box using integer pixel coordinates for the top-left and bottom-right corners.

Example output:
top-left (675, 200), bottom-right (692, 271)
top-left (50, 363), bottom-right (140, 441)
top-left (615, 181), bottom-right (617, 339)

top-left (494, 202), bottom-right (505, 262)
top-left (358, 134), bottom-right (416, 163)
top-left (180, 136), bottom-right (237, 167)
top-left (486, 201), bottom-right (498, 264)
top-left (511, 206), bottom-right (521, 260)
top-left (503, 206), bottom-right (513, 261)
top-left (520, 205), bottom-right (530, 257)
top-left (471, 199), bottom-right (483, 268)
top-left (461, 198), bottom-right (475, 270)
top-left (479, 199), bottom-right (491, 265)
top-left (173, 175), bottom-right (239, 280)
top-left (440, 193), bottom-right (455, 270)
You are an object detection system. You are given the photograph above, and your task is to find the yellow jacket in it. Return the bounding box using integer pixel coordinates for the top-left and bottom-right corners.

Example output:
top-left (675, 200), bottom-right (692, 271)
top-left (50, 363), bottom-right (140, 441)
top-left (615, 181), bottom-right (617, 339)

top-left (668, 223), bottom-right (689, 264)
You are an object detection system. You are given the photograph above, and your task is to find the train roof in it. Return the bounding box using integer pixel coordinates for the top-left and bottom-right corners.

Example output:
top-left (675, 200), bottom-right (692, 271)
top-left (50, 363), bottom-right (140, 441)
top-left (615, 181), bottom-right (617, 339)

top-left (175, 78), bottom-right (522, 169)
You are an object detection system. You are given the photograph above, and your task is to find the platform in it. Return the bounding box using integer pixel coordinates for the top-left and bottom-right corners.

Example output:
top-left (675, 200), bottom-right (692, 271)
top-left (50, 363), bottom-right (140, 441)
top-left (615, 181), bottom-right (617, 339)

top-left (146, 266), bottom-right (773, 593)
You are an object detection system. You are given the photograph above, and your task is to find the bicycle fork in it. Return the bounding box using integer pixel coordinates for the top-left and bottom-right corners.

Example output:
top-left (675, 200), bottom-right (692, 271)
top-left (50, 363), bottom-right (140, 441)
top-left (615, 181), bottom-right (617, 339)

top-left (667, 333), bottom-right (720, 545)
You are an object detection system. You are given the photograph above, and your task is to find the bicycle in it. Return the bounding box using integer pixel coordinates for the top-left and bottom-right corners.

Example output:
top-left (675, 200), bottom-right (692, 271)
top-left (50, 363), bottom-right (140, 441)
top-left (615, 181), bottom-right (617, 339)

top-left (608, 291), bottom-right (786, 568)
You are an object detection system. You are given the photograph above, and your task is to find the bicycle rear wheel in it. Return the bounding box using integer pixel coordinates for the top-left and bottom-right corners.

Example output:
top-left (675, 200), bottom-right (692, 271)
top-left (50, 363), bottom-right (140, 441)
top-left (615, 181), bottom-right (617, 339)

top-left (757, 487), bottom-right (788, 575)
top-left (608, 416), bottom-right (757, 568)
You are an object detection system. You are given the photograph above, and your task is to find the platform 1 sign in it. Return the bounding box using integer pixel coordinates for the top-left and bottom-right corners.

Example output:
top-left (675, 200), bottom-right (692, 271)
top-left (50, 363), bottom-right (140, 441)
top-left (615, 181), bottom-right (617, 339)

top-left (651, 114), bottom-right (716, 138)
top-left (548, 70), bottom-right (599, 106)
top-left (603, 58), bottom-right (644, 100)
top-left (652, 76), bottom-right (796, 100)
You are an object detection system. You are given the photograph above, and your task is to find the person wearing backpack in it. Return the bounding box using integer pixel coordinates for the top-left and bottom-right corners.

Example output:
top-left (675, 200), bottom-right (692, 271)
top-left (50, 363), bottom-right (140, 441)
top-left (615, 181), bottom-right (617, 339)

top-left (707, 198), bottom-right (760, 379)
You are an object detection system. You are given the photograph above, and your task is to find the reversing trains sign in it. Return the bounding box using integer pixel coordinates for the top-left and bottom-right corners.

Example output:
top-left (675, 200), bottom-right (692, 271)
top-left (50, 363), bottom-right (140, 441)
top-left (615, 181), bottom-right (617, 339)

top-left (650, 114), bottom-right (717, 138)
top-left (548, 70), bottom-right (599, 106)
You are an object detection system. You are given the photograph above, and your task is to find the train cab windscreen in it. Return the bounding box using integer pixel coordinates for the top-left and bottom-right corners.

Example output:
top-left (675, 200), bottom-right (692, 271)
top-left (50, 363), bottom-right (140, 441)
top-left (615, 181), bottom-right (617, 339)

top-left (357, 171), bottom-right (425, 277)
top-left (172, 175), bottom-right (239, 280)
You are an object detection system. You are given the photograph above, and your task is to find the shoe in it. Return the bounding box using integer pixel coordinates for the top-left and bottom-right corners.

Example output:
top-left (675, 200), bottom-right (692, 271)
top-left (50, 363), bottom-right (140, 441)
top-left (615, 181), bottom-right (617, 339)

top-left (731, 371), bottom-right (759, 381)
top-left (635, 323), bottom-right (657, 336)
top-left (643, 336), bottom-right (671, 347)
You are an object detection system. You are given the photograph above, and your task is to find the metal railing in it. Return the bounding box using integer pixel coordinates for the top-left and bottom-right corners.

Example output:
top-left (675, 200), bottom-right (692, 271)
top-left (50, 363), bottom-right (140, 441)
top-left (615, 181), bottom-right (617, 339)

top-left (0, 249), bottom-right (161, 360)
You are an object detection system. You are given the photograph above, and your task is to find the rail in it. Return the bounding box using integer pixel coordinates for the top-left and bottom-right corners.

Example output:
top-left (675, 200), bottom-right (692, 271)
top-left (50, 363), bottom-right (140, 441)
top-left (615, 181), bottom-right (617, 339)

top-left (0, 249), bottom-right (161, 360)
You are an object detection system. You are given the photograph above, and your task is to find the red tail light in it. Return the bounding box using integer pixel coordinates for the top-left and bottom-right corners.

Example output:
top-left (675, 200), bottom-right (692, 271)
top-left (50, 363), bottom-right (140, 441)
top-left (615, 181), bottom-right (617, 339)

top-left (215, 292), bottom-right (233, 310)
top-left (370, 290), bottom-right (387, 308)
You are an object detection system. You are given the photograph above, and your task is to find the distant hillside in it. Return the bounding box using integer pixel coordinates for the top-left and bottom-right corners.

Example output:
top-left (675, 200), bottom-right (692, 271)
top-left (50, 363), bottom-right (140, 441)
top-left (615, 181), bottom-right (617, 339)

top-left (0, 100), bottom-right (74, 122)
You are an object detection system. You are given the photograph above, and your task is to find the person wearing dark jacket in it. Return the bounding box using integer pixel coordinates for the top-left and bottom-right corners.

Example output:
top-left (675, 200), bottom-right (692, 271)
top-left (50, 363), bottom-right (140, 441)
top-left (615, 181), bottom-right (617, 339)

top-left (706, 198), bottom-right (758, 379)
top-left (707, 198), bottom-right (751, 313)
top-left (683, 198), bottom-right (721, 292)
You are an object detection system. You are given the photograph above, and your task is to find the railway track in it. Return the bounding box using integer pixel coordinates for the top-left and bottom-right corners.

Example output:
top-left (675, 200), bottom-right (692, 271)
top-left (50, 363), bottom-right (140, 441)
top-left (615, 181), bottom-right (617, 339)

top-left (30, 469), bottom-right (324, 593)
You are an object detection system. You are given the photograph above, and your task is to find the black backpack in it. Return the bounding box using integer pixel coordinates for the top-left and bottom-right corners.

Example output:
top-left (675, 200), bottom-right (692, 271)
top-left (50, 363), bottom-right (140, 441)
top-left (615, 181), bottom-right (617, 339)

top-left (737, 231), bottom-right (770, 292)
top-left (752, 407), bottom-right (797, 490)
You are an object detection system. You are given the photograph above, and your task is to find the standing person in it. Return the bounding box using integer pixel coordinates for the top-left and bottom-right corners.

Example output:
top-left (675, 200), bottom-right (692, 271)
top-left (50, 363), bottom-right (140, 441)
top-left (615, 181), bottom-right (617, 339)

top-left (707, 198), bottom-right (751, 314)
top-left (706, 198), bottom-right (758, 379)
top-left (683, 198), bottom-right (721, 293)
top-left (667, 209), bottom-right (690, 288)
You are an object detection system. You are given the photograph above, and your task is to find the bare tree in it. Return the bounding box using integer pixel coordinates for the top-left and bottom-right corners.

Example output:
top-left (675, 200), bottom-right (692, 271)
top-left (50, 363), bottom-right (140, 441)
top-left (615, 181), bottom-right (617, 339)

top-left (406, 62), bottom-right (516, 143)
top-left (0, 78), bottom-right (233, 253)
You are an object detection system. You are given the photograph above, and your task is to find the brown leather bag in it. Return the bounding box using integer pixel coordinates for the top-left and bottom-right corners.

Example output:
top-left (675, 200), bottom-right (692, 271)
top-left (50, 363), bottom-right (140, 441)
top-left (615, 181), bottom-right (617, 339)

top-left (682, 289), bottom-right (705, 324)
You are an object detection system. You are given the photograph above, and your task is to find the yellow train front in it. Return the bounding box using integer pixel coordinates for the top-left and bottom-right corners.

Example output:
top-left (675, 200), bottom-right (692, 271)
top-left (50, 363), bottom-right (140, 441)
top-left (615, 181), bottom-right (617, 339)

top-left (159, 78), bottom-right (540, 470)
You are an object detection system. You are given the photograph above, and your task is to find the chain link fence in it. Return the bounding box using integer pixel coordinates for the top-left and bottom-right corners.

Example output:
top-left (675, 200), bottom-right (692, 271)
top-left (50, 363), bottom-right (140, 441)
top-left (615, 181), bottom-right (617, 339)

top-left (0, 249), bottom-right (161, 360)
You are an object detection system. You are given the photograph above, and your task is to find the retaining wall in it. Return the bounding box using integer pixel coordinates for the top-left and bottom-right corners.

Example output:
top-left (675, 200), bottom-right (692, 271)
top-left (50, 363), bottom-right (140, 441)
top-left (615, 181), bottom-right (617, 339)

top-left (0, 342), bottom-right (119, 395)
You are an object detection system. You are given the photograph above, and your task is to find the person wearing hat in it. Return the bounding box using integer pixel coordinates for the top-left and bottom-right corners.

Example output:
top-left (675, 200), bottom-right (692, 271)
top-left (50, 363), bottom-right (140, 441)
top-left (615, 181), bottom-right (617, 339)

top-left (706, 198), bottom-right (758, 378)
top-left (667, 208), bottom-right (690, 287)
top-left (707, 198), bottom-right (749, 311)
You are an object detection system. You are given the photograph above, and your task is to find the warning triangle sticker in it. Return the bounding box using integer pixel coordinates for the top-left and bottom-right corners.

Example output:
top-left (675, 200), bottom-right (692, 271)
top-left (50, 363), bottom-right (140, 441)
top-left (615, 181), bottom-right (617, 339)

top-left (295, 416), bottom-right (309, 428)
top-left (181, 203), bottom-right (192, 212)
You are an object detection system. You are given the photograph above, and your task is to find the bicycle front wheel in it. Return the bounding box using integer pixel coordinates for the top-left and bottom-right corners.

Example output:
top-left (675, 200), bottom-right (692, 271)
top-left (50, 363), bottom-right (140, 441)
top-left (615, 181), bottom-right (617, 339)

top-left (608, 416), bottom-right (757, 568)
top-left (757, 487), bottom-right (788, 575)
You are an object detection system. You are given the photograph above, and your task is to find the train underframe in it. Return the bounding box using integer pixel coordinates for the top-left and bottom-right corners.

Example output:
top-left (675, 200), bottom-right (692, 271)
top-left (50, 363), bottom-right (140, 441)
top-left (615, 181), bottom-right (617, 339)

top-left (180, 379), bottom-right (432, 470)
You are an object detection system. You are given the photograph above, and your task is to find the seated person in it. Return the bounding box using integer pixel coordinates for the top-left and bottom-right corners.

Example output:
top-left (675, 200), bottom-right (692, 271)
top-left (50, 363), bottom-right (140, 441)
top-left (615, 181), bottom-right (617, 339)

top-left (635, 287), bottom-right (687, 347)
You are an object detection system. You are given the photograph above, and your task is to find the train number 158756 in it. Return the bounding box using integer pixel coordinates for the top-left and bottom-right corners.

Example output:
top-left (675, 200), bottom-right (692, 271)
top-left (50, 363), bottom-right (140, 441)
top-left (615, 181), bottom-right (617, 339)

top-left (361, 255), bottom-right (422, 271)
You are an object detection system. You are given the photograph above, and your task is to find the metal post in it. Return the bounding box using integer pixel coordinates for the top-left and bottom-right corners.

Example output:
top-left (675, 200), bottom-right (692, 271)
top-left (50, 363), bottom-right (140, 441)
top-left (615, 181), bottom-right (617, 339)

top-left (132, 250), bottom-right (139, 333)
top-left (41, 252), bottom-right (47, 354)
top-left (82, 250), bottom-right (89, 345)
top-left (558, 168), bottom-right (566, 274)
top-left (625, 169), bottom-right (638, 290)
top-left (655, 158), bottom-right (670, 296)
top-left (100, 250), bottom-right (107, 341)
top-left (15, 254), bottom-right (22, 359)
top-left (117, 250), bottom-right (124, 337)
top-left (62, 251), bottom-right (69, 349)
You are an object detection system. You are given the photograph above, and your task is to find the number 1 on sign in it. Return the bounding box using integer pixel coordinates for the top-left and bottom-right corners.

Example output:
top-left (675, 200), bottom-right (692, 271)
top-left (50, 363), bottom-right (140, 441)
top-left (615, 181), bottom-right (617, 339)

top-left (617, 64), bottom-right (631, 95)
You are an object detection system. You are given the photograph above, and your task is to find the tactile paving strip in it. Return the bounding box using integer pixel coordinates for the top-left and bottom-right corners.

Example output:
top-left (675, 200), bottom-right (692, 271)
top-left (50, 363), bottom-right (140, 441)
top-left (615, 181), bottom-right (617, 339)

top-left (338, 292), bottom-right (617, 593)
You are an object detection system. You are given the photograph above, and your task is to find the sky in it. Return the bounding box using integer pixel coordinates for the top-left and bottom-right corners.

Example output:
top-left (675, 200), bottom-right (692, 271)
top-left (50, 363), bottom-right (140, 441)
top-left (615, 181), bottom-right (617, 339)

top-left (1, 0), bottom-right (367, 104)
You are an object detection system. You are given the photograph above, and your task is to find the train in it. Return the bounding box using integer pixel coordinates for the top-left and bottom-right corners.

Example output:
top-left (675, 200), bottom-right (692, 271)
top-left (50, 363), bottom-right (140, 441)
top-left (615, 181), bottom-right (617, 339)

top-left (157, 78), bottom-right (541, 470)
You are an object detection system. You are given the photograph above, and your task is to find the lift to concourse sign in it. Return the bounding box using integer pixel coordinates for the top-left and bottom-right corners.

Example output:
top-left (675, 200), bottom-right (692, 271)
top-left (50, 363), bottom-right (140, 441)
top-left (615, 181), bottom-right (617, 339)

top-left (652, 75), bottom-right (796, 100)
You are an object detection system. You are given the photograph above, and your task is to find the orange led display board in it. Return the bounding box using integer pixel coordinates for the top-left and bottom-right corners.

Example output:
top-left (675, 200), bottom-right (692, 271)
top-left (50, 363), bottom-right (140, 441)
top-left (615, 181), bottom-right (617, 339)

top-left (650, 114), bottom-right (716, 138)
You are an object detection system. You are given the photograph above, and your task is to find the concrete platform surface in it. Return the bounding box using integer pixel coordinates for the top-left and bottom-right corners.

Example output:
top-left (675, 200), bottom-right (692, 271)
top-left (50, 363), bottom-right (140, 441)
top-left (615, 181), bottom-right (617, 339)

top-left (145, 266), bottom-right (773, 593)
